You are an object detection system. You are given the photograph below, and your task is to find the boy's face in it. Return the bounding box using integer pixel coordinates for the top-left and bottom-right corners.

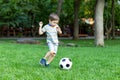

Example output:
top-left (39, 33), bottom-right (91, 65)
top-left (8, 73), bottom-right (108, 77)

top-left (49, 20), bottom-right (59, 27)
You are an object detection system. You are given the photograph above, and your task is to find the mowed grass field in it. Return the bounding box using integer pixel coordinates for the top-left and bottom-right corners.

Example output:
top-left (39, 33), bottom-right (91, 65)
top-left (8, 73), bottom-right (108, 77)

top-left (0, 39), bottom-right (120, 80)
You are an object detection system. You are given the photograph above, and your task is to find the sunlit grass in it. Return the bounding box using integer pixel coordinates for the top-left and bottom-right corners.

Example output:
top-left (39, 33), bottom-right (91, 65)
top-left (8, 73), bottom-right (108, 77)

top-left (0, 39), bottom-right (120, 80)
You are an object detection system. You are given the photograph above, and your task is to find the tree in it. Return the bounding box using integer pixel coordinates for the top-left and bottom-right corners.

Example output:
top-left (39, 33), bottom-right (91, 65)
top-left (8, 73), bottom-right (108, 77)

top-left (57, 0), bottom-right (63, 16)
top-left (73, 0), bottom-right (80, 40)
top-left (111, 0), bottom-right (115, 39)
top-left (0, 0), bottom-right (37, 27)
top-left (94, 0), bottom-right (105, 46)
top-left (104, 0), bottom-right (116, 39)
top-left (60, 0), bottom-right (74, 25)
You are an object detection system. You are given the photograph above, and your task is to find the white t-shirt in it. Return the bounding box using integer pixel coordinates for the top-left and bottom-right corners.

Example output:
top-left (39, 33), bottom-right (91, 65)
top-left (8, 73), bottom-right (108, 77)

top-left (42, 24), bottom-right (59, 44)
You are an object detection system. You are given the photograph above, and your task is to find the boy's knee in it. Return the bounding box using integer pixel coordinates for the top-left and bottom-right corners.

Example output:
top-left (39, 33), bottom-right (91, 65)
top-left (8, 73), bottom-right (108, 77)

top-left (50, 51), bottom-right (56, 57)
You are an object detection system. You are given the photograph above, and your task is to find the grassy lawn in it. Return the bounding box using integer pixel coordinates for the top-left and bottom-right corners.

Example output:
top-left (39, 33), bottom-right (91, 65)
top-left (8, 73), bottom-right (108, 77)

top-left (0, 39), bottom-right (120, 80)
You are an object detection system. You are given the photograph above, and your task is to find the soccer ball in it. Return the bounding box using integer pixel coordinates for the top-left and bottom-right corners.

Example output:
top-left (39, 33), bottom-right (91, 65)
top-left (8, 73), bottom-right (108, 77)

top-left (59, 57), bottom-right (72, 70)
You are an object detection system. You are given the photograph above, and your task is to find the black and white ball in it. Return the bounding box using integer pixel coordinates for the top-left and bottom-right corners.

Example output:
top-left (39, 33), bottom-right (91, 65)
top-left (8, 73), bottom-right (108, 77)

top-left (59, 58), bottom-right (72, 70)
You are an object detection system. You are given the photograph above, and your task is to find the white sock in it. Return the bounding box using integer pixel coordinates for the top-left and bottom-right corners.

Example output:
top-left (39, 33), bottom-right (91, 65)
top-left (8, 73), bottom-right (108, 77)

top-left (46, 62), bottom-right (49, 64)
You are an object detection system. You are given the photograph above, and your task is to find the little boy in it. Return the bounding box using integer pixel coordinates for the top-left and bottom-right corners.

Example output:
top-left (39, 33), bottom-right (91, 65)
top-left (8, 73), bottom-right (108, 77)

top-left (39, 13), bottom-right (62, 67)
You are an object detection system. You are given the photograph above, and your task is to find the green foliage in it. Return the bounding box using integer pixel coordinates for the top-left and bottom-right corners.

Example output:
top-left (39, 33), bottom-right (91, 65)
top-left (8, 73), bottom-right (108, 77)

top-left (115, 1), bottom-right (120, 26)
top-left (104, 0), bottom-right (120, 27)
top-left (59, 0), bottom-right (96, 26)
top-left (0, 0), bottom-right (33, 27)
top-left (60, 0), bottom-right (74, 25)
top-left (0, 39), bottom-right (120, 80)
top-left (0, 0), bottom-right (57, 27)
top-left (79, 0), bottom-right (96, 18)
top-left (115, 26), bottom-right (120, 29)
top-left (0, 0), bottom-right (120, 28)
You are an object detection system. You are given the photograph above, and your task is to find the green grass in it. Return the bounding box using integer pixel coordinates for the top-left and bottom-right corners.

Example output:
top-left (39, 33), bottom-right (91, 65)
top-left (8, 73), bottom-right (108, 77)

top-left (0, 39), bottom-right (120, 80)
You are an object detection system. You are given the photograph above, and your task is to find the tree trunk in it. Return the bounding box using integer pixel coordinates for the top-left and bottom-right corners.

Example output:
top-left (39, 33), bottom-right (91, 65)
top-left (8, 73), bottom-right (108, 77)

top-left (111, 0), bottom-right (115, 39)
top-left (73, 0), bottom-right (80, 40)
top-left (57, 0), bottom-right (63, 16)
top-left (105, 0), bottom-right (115, 40)
top-left (94, 0), bottom-right (105, 46)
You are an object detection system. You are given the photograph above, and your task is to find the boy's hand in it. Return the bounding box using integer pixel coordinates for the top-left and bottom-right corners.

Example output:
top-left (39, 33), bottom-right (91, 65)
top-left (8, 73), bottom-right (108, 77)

top-left (55, 25), bottom-right (60, 31)
top-left (56, 27), bottom-right (60, 31)
top-left (39, 21), bottom-right (44, 35)
top-left (39, 21), bottom-right (43, 27)
top-left (56, 26), bottom-right (62, 34)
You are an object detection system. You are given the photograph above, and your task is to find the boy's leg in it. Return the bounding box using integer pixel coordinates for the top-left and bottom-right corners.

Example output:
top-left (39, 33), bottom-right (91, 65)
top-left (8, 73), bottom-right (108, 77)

top-left (46, 51), bottom-right (56, 64)
top-left (46, 43), bottom-right (58, 64)
top-left (40, 51), bottom-right (51, 66)
top-left (44, 51), bottom-right (51, 60)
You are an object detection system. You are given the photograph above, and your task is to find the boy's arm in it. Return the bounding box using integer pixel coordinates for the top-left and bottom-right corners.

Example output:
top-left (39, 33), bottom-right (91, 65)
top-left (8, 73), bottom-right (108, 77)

top-left (56, 26), bottom-right (62, 34)
top-left (39, 21), bottom-right (44, 35)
